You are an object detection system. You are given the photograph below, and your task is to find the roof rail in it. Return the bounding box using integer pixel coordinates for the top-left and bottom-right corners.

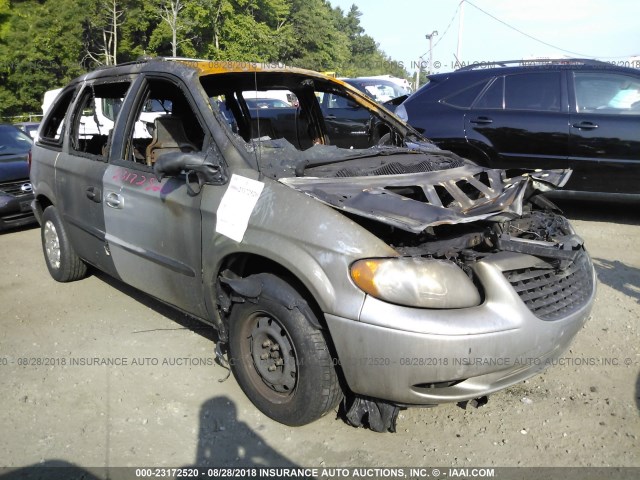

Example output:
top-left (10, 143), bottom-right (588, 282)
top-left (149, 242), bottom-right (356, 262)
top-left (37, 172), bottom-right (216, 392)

top-left (162, 57), bottom-right (209, 63)
top-left (456, 58), bottom-right (610, 71)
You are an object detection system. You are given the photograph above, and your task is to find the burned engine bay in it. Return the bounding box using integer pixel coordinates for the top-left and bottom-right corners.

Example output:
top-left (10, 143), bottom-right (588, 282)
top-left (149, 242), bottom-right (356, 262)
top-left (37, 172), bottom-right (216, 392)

top-left (275, 148), bottom-right (582, 271)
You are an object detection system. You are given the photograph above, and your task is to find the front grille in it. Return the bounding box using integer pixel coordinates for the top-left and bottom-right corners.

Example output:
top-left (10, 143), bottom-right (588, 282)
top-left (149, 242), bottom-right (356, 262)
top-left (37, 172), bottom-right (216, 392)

top-left (0, 180), bottom-right (32, 197)
top-left (504, 250), bottom-right (594, 321)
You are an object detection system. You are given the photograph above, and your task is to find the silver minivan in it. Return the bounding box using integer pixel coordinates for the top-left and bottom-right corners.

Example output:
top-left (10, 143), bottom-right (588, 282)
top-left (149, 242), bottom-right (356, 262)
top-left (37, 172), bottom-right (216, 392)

top-left (30, 59), bottom-right (595, 432)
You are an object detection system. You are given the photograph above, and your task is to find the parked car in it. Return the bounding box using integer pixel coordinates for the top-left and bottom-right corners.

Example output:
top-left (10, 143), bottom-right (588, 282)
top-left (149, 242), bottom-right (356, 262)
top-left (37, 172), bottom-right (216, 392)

top-left (14, 121), bottom-right (40, 140)
top-left (395, 59), bottom-right (640, 198)
top-left (244, 97), bottom-right (292, 109)
top-left (314, 77), bottom-right (415, 149)
top-left (343, 77), bottom-right (412, 103)
top-left (31, 58), bottom-right (595, 432)
top-left (0, 124), bottom-right (35, 230)
top-left (243, 89), bottom-right (299, 107)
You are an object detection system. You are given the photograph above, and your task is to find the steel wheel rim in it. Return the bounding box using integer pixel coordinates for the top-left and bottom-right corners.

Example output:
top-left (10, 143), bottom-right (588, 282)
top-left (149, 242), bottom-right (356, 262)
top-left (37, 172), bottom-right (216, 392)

top-left (246, 313), bottom-right (298, 399)
top-left (43, 220), bottom-right (61, 269)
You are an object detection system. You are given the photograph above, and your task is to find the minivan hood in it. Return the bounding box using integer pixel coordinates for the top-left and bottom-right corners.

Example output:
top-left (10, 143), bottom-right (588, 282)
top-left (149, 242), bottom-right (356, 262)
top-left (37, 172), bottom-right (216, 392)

top-left (0, 155), bottom-right (30, 183)
top-left (280, 165), bottom-right (570, 232)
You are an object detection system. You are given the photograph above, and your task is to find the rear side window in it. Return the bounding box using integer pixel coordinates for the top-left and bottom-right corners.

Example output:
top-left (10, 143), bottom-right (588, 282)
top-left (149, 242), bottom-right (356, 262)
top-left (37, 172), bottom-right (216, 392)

top-left (504, 72), bottom-right (561, 111)
top-left (71, 82), bottom-right (131, 160)
top-left (40, 89), bottom-right (75, 145)
top-left (474, 77), bottom-right (503, 109)
top-left (442, 80), bottom-right (489, 108)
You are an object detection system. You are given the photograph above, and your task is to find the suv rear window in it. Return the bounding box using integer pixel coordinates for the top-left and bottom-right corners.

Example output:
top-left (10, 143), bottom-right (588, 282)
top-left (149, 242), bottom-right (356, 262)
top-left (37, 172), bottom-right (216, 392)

top-left (442, 81), bottom-right (489, 108)
top-left (474, 77), bottom-right (503, 109)
top-left (473, 73), bottom-right (561, 112)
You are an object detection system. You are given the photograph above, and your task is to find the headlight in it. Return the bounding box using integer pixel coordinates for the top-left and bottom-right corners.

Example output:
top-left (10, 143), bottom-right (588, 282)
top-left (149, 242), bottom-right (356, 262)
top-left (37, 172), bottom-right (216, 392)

top-left (395, 103), bottom-right (408, 122)
top-left (350, 257), bottom-right (481, 309)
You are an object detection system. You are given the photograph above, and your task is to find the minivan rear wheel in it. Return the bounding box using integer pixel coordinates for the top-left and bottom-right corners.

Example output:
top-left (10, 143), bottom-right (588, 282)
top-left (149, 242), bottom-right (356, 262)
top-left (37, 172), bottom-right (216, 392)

top-left (41, 206), bottom-right (87, 282)
top-left (228, 274), bottom-right (342, 426)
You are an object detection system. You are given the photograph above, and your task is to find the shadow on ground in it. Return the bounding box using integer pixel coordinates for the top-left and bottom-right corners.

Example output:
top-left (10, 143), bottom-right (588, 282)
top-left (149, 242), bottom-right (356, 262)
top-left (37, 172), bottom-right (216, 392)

top-left (0, 396), bottom-right (305, 479)
top-left (0, 221), bottom-right (38, 236)
top-left (92, 270), bottom-right (218, 343)
top-left (636, 372), bottom-right (640, 414)
top-left (592, 258), bottom-right (640, 305)
top-left (189, 396), bottom-right (299, 467)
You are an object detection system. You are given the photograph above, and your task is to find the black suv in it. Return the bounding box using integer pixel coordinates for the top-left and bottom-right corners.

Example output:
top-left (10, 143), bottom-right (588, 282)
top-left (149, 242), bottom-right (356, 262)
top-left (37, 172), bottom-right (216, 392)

top-left (396, 59), bottom-right (640, 197)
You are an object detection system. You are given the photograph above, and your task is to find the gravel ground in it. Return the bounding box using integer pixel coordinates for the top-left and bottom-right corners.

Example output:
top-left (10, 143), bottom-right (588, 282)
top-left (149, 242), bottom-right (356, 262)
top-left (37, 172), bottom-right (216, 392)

top-left (0, 199), bottom-right (638, 475)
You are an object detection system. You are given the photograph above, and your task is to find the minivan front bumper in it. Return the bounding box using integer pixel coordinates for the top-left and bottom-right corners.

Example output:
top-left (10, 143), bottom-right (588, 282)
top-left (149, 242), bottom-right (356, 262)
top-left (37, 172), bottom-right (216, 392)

top-left (0, 183), bottom-right (36, 230)
top-left (325, 250), bottom-right (596, 405)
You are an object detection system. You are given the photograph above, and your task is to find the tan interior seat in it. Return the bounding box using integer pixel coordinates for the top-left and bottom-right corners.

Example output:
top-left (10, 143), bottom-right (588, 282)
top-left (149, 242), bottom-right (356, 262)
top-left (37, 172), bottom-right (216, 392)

top-left (145, 116), bottom-right (198, 165)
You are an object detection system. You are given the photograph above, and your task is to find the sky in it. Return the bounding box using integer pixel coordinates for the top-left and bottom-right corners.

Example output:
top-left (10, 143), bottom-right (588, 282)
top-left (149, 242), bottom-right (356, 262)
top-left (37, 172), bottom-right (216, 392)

top-left (328, 0), bottom-right (640, 74)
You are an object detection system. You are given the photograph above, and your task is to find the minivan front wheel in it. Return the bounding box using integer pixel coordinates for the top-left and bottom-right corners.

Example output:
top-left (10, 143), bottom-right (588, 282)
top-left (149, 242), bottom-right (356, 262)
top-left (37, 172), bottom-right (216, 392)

top-left (41, 206), bottom-right (87, 282)
top-left (228, 275), bottom-right (342, 426)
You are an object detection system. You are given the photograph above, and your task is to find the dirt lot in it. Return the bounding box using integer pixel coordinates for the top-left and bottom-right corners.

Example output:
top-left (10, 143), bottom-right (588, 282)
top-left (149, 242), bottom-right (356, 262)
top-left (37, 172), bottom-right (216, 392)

top-left (0, 200), bottom-right (638, 473)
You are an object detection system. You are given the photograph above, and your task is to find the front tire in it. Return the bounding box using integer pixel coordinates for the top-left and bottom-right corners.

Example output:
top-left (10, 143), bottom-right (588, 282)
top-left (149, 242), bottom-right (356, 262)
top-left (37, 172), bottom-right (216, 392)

top-left (228, 275), bottom-right (342, 426)
top-left (41, 206), bottom-right (87, 282)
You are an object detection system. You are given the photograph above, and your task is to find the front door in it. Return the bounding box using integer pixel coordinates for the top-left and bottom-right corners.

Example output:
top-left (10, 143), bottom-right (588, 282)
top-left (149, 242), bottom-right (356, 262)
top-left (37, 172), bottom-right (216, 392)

top-left (102, 76), bottom-right (208, 317)
top-left (569, 71), bottom-right (640, 194)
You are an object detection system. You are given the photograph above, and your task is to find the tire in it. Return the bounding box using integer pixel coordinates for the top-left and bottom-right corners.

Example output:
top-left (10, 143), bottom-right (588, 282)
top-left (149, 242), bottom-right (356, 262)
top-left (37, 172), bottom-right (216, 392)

top-left (41, 206), bottom-right (88, 282)
top-left (228, 274), bottom-right (343, 426)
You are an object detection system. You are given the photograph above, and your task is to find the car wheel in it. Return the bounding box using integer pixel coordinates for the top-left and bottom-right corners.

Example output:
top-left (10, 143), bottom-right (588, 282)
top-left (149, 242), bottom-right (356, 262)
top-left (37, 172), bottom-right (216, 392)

top-left (41, 206), bottom-right (88, 282)
top-left (228, 274), bottom-right (342, 426)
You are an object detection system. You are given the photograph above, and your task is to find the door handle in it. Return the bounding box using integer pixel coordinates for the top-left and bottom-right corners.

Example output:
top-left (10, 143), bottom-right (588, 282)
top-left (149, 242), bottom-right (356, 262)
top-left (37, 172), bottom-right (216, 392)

top-left (85, 186), bottom-right (102, 203)
top-left (572, 121), bottom-right (598, 130)
top-left (105, 192), bottom-right (124, 209)
top-left (325, 115), bottom-right (337, 120)
top-left (470, 116), bottom-right (493, 125)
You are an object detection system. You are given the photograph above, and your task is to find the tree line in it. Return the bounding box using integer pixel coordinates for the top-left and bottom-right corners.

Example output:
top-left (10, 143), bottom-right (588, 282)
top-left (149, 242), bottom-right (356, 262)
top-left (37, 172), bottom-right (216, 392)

top-left (0, 0), bottom-right (408, 119)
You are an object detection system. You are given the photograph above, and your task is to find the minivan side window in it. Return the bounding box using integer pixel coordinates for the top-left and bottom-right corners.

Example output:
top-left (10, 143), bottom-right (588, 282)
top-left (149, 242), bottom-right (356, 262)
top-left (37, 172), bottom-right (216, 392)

top-left (504, 72), bottom-right (561, 111)
top-left (40, 89), bottom-right (75, 145)
top-left (70, 81), bottom-right (131, 159)
top-left (124, 78), bottom-right (205, 166)
top-left (574, 72), bottom-right (640, 114)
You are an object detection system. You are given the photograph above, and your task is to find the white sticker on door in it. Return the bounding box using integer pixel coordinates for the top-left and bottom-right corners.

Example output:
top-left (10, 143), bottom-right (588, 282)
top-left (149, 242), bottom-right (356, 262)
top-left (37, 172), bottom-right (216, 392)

top-left (216, 174), bottom-right (265, 242)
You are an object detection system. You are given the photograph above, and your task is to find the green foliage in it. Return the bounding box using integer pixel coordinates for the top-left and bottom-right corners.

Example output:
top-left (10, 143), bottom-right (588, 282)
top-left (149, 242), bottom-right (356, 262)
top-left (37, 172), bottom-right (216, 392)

top-left (285, 0), bottom-right (349, 71)
top-left (0, 0), bottom-right (88, 118)
top-left (0, 0), bottom-right (410, 119)
top-left (118, 0), bottom-right (162, 59)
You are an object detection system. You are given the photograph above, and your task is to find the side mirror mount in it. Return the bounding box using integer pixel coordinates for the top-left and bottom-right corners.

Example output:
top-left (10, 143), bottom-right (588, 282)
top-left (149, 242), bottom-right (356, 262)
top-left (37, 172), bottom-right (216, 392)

top-left (154, 148), bottom-right (228, 196)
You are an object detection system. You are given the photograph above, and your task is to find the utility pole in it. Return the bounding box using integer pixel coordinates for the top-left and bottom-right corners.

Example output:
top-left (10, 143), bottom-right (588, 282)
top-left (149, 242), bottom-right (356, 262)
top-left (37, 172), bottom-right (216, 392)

top-left (457, 0), bottom-right (465, 63)
top-left (426, 30), bottom-right (438, 73)
top-left (414, 55), bottom-right (425, 91)
top-left (416, 31), bottom-right (438, 90)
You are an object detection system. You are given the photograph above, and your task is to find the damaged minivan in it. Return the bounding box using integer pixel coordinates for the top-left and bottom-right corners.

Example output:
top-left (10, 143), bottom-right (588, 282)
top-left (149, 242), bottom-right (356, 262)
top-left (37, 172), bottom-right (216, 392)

top-left (30, 58), bottom-right (595, 432)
